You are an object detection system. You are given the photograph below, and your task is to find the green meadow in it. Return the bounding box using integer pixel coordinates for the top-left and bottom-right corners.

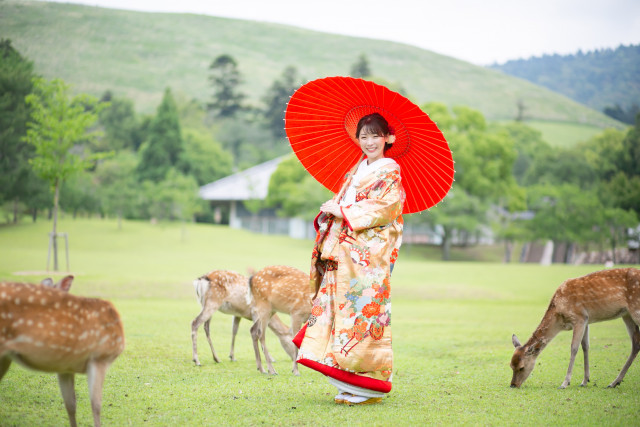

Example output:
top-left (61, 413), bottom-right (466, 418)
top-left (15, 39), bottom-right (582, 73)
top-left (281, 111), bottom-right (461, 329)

top-left (0, 218), bottom-right (638, 425)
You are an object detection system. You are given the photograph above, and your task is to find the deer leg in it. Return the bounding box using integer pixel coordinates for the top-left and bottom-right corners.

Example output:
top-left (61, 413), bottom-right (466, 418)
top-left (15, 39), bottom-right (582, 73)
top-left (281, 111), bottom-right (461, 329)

top-left (264, 341), bottom-right (276, 364)
top-left (191, 303), bottom-right (220, 366)
top-left (580, 324), bottom-right (590, 386)
top-left (607, 315), bottom-right (640, 388)
top-left (268, 314), bottom-right (297, 361)
top-left (255, 318), bottom-right (276, 363)
top-left (58, 373), bottom-right (78, 427)
top-left (250, 316), bottom-right (266, 374)
top-left (87, 360), bottom-right (108, 427)
top-left (229, 316), bottom-right (241, 362)
top-left (560, 321), bottom-right (587, 389)
top-left (191, 316), bottom-right (202, 366)
top-left (289, 314), bottom-right (306, 376)
top-left (250, 309), bottom-right (277, 375)
top-left (203, 319), bottom-right (220, 363)
top-left (0, 356), bottom-right (11, 381)
top-left (258, 317), bottom-right (277, 375)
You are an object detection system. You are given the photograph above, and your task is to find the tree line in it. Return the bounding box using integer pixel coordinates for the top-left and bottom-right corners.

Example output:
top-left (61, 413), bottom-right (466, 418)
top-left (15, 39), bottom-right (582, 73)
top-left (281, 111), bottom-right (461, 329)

top-left (267, 105), bottom-right (640, 262)
top-left (2, 38), bottom-right (638, 264)
top-left (490, 44), bottom-right (640, 125)
top-left (0, 39), bottom-right (376, 226)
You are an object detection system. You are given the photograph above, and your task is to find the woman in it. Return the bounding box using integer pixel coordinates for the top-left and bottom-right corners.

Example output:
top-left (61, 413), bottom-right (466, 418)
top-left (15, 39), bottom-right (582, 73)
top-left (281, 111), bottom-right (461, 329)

top-left (293, 113), bottom-right (404, 405)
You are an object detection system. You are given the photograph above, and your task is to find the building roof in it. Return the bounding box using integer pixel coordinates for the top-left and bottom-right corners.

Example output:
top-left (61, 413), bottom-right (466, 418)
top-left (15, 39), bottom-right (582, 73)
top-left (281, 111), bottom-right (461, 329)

top-left (198, 156), bottom-right (287, 201)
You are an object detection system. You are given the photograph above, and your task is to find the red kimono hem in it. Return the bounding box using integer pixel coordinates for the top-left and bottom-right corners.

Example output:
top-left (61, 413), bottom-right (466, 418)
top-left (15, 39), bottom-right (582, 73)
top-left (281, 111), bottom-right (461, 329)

top-left (293, 324), bottom-right (392, 394)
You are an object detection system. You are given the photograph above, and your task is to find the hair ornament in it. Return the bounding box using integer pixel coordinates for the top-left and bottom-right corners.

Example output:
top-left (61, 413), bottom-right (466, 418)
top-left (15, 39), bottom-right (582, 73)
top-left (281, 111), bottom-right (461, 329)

top-left (388, 126), bottom-right (396, 144)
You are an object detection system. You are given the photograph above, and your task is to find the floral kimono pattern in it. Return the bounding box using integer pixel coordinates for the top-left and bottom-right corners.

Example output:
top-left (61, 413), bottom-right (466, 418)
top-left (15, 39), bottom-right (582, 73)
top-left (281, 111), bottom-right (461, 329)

top-left (293, 161), bottom-right (404, 393)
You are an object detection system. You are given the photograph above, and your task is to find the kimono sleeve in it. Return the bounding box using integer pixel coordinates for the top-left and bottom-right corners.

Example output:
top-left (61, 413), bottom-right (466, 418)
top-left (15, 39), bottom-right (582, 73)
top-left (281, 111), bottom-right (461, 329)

top-left (340, 177), bottom-right (403, 232)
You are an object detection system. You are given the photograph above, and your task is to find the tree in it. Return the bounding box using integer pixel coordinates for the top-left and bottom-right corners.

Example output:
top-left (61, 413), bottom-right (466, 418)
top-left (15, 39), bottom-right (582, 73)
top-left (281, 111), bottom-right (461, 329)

top-left (579, 127), bottom-right (626, 182)
top-left (451, 106), bottom-right (486, 132)
top-left (408, 105), bottom-right (523, 260)
top-left (60, 171), bottom-right (101, 218)
top-left (350, 53), bottom-right (372, 78)
top-left (515, 98), bottom-right (527, 121)
top-left (619, 113), bottom-right (640, 179)
top-left (603, 103), bottom-right (639, 125)
top-left (96, 91), bottom-right (142, 152)
top-left (207, 54), bottom-right (245, 118)
top-left (601, 172), bottom-right (640, 219)
top-left (22, 177), bottom-right (52, 223)
top-left (178, 129), bottom-right (233, 185)
top-left (411, 190), bottom-right (487, 261)
top-left (215, 117), bottom-right (277, 169)
top-left (141, 169), bottom-right (201, 225)
top-left (421, 102), bottom-right (455, 131)
top-left (448, 116), bottom-right (518, 202)
top-left (262, 66), bottom-right (302, 139)
top-left (526, 184), bottom-right (603, 262)
top-left (576, 121), bottom-right (640, 217)
top-left (595, 207), bottom-right (638, 264)
top-left (137, 88), bottom-right (183, 182)
top-left (265, 154), bottom-right (332, 220)
top-left (94, 151), bottom-right (139, 229)
top-left (24, 77), bottom-right (105, 270)
top-left (0, 39), bottom-right (38, 219)
top-left (522, 146), bottom-right (596, 188)
top-left (502, 122), bottom-right (551, 185)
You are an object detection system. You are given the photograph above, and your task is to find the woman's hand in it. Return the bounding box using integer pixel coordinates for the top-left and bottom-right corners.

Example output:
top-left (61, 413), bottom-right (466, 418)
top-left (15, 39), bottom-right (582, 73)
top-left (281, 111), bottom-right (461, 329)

top-left (320, 200), bottom-right (343, 218)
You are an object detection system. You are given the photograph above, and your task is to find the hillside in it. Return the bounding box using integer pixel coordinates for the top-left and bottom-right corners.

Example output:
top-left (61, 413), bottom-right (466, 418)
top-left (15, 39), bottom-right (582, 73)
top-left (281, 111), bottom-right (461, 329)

top-left (490, 44), bottom-right (640, 116)
top-left (0, 0), bottom-right (622, 131)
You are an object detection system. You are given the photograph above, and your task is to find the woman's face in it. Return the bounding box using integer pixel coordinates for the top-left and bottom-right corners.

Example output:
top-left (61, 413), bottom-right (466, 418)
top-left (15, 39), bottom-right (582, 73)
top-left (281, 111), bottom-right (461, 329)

top-left (358, 129), bottom-right (387, 163)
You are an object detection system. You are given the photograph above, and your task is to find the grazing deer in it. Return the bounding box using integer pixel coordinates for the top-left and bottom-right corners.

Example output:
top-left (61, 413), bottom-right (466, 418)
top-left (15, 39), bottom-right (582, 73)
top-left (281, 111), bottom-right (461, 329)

top-left (248, 265), bottom-right (313, 375)
top-left (191, 270), bottom-right (296, 366)
top-left (511, 267), bottom-right (640, 389)
top-left (0, 275), bottom-right (125, 427)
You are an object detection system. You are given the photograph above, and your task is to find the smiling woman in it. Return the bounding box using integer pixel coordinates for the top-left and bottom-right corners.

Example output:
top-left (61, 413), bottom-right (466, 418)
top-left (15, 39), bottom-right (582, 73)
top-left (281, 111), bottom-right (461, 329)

top-left (292, 112), bottom-right (405, 405)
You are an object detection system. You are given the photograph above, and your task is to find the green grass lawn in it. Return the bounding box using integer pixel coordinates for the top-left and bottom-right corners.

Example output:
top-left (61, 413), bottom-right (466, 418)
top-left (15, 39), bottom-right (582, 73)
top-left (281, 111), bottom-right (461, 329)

top-left (524, 120), bottom-right (610, 148)
top-left (0, 218), bottom-right (638, 425)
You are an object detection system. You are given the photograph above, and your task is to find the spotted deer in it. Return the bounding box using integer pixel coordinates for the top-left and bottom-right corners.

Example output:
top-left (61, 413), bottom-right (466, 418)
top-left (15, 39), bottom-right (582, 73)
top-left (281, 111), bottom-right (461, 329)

top-left (511, 268), bottom-right (640, 389)
top-left (248, 265), bottom-right (313, 375)
top-left (191, 270), bottom-right (296, 366)
top-left (0, 275), bottom-right (125, 427)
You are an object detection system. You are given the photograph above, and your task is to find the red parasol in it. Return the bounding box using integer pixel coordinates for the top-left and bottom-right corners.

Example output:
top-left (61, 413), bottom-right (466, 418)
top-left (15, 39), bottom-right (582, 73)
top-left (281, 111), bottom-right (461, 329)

top-left (284, 76), bottom-right (454, 214)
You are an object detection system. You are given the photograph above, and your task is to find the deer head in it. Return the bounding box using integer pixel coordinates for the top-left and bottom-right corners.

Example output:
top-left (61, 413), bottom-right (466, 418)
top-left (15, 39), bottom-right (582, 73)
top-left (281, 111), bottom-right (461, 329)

top-left (510, 334), bottom-right (538, 388)
top-left (40, 275), bottom-right (74, 291)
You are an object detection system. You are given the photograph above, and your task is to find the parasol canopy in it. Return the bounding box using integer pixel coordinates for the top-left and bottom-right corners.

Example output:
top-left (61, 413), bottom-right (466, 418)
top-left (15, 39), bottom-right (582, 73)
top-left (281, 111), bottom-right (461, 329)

top-left (284, 76), bottom-right (454, 214)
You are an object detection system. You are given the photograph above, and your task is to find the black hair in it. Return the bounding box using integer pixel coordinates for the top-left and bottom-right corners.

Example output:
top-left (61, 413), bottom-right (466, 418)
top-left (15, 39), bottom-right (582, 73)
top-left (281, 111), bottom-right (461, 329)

top-left (356, 113), bottom-right (393, 152)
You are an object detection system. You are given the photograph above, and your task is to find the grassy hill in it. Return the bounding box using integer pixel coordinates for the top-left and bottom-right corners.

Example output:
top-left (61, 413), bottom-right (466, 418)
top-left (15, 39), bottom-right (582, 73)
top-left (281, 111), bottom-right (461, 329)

top-left (1, 0), bottom-right (624, 140)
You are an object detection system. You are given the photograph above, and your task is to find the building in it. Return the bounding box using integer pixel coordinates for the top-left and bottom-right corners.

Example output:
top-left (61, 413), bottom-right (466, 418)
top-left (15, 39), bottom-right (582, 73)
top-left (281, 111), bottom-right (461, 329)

top-left (198, 156), bottom-right (315, 239)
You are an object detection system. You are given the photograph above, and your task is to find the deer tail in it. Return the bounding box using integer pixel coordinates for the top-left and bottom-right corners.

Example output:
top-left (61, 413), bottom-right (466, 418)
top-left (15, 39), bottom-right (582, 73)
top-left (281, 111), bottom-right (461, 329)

top-left (246, 275), bottom-right (254, 306)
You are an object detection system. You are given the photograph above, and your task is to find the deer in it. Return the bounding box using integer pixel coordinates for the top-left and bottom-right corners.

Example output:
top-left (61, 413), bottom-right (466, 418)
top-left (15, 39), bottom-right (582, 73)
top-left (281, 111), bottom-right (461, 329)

top-left (248, 265), bottom-right (313, 375)
top-left (191, 269), bottom-right (297, 366)
top-left (0, 275), bottom-right (125, 427)
top-left (510, 267), bottom-right (640, 389)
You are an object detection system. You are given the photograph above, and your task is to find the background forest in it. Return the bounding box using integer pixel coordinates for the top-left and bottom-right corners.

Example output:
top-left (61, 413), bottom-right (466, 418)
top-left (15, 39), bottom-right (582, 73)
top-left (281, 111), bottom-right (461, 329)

top-left (491, 44), bottom-right (640, 124)
top-left (1, 0), bottom-right (639, 265)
